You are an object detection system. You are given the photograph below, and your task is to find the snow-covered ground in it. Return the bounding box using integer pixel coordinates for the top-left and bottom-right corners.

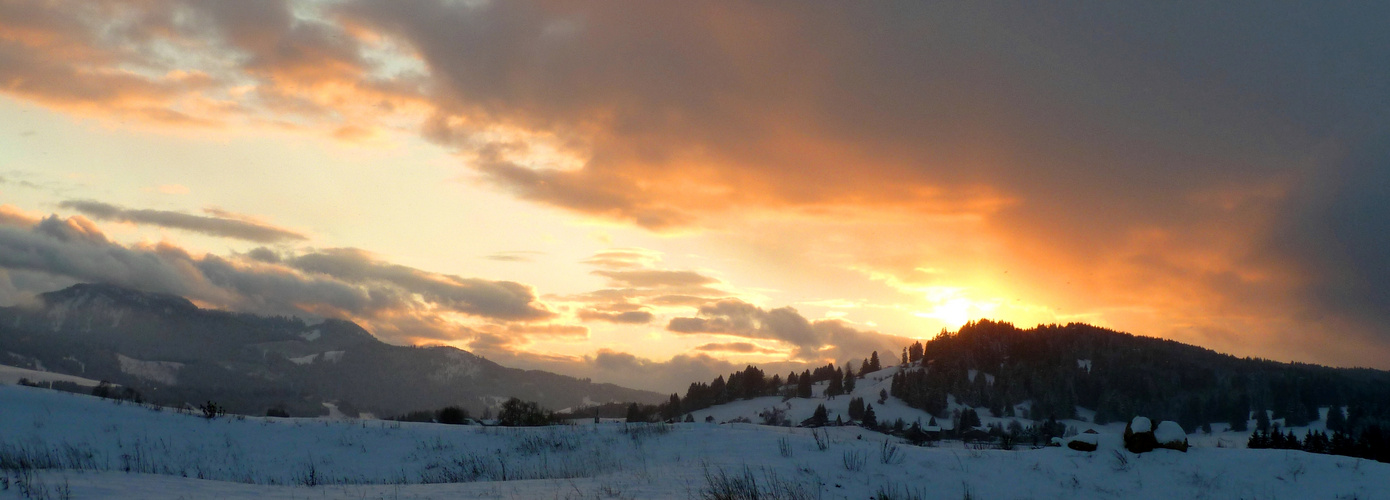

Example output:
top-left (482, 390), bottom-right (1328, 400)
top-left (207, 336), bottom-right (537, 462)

top-left (692, 365), bottom-right (1342, 452)
top-left (3, 382), bottom-right (1387, 499)
top-left (0, 364), bottom-right (101, 387)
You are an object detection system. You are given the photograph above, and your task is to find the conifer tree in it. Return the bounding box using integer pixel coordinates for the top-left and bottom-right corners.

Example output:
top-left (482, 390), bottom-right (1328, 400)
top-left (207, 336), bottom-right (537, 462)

top-left (662, 393), bottom-right (682, 420)
top-left (1327, 406), bottom-right (1347, 433)
top-left (1229, 402), bottom-right (1250, 432)
top-left (843, 366), bottom-right (857, 394)
top-left (797, 370), bottom-right (814, 398)
top-left (827, 368), bottom-right (844, 397)
top-left (862, 404), bottom-right (877, 429)
top-left (1255, 408), bottom-right (1271, 433)
top-left (848, 397), bottom-right (865, 420)
top-left (810, 404), bottom-right (829, 426)
top-left (869, 351), bottom-right (882, 373)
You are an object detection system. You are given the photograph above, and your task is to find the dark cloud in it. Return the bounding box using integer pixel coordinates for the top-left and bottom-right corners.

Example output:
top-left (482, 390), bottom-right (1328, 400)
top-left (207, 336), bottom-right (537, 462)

top-left (1269, 143), bottom-right (1390, 341)
top-left (60, 200), bottom-right (308, 243)
top-left (668, 299), bottom-right (906, 361)
top-left (576, 309), bottom-right (653, 325)
top-left (334, 0), bottom-right (1390, 365)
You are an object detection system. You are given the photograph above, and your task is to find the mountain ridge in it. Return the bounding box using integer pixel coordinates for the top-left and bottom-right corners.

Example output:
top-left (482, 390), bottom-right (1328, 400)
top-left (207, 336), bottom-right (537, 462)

top-left (0, 282), bottom-right (664, 417)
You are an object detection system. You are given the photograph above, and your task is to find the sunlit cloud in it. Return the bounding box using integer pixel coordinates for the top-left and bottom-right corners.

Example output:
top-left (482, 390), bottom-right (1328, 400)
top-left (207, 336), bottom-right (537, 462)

top-left (60, 200), bottom-right (309, 244)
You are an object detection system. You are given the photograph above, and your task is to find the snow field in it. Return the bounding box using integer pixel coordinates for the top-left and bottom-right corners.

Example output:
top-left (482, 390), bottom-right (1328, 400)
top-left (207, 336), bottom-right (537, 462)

top-left (3, 383), bottom-right (1389, 499)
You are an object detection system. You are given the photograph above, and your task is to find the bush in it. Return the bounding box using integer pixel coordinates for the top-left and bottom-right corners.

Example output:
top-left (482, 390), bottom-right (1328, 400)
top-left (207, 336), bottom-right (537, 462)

top-left (265, 406), bottom-right (290, 418)
top-left (199, 401), bottom-right (224, 419)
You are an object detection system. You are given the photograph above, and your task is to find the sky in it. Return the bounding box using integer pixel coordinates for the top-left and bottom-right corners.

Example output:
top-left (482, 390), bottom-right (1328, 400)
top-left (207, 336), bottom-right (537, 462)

top-left (1, 1), bottom-right (1388, 393)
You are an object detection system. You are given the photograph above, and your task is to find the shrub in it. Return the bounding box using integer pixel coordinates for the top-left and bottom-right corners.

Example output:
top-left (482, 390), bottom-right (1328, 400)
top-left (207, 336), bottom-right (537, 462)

top-left (199, 401), bottom-right (224, 419)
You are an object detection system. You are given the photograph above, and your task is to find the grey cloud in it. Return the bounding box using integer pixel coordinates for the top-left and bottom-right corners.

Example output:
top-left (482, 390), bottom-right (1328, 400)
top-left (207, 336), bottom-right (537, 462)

top-left (244, 247), bottom-right (283, 263)
top-left (60, 200), bottom-right (307, 244)
top-left (668, 299), bottom-right (906, 361)
top-left (0, 218), bottom-right (201, 299)
top-left (288, 248), bottom-right (554, 321)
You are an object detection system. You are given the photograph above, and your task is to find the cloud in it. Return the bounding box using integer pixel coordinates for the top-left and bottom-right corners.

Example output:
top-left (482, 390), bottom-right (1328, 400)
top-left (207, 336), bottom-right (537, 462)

top-left (580, 248), bottom-right (663, 270)
top-left (576, 309), bottom-right (653, 325)
top-left (60, 200), bottom-right (308, 243)
top-left (550, 248), bottom-right (737, 329)
top-left (693, 342), bottom-right (780, 355)
top-left (288, 248), bottom-right (554, 321)
top-left (591, 269), bottom-right (717, 288)
top-left (668, 299), bottom-right (906, 361)
top-left (0, 213), bottom-right (556, 344)
top-left (483, 251), bottom-right (545, 263)
top-left (0, 0), bottom-right (427, 132)
top-left (505, 323), bottom-right (588, 337)
top-left (0, 205), bottom-right (40, 227)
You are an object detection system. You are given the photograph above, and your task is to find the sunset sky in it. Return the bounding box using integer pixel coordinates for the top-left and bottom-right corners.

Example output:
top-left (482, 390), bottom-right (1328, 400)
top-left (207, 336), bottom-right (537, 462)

top-left (2, 1), bottom-right (1388, 392)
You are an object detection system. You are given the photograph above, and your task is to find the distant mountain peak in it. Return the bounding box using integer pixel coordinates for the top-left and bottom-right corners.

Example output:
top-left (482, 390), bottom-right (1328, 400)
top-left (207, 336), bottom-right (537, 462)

top-left (40, 283), bottom-right (197, 314)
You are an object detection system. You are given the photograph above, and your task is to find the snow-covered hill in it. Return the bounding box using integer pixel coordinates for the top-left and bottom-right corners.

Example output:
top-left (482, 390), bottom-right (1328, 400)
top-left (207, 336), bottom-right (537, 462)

top-left (3, 382), bottom-right (1387, 499)
top-left (690, 364), bottom-right (1342, 451)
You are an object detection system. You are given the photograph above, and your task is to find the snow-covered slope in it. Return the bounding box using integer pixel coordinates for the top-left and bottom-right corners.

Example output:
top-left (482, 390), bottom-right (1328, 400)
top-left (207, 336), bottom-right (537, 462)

top-left (4, 382), bottom-right (1387, 499)
top-left (689, 364), bottom-right (1353, 453)
top-left (0, 363), bottom-right (102, 386)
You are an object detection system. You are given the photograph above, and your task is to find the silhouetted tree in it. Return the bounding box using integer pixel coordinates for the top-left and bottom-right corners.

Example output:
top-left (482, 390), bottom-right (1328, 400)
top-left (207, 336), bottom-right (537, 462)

top-left (808, 404), bottom-right (829, 427)
top-left (625, 402), bottom-right (646, 423)
top-left (437, 406), bottom-right (469, 425)
top-left (499, 398), bottom-right (554, 426)
top-left (1327, 406), bottom-right (1347, 433)
top-left (1255, 409), bottom-right (1271, 433)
